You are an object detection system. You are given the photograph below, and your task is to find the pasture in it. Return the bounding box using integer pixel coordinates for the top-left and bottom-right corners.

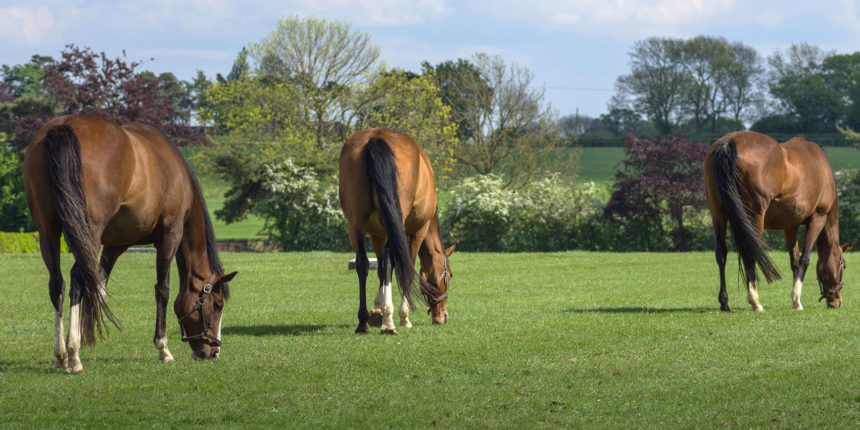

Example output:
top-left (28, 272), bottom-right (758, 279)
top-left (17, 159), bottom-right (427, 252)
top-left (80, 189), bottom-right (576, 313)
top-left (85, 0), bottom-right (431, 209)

top-left (2, 251), bottom-right (857, 427)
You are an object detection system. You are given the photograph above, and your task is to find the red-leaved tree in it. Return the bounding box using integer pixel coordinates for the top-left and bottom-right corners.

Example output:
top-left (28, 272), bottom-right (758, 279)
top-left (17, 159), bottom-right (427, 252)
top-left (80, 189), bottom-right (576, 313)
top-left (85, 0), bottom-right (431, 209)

top-left (604, 132), bottom-right (709, 251)
top-left (13, 44), bottom-right (205, 148)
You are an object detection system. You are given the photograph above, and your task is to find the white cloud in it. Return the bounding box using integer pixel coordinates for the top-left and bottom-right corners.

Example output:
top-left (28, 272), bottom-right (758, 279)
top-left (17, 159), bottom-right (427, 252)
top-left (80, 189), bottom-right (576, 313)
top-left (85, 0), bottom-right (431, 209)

top-left (298, 0), bottom-right (453, 26)
top-left (0, 6), bottom-right (57, 46)
top-left (487, 0), bottom-right (737, 37)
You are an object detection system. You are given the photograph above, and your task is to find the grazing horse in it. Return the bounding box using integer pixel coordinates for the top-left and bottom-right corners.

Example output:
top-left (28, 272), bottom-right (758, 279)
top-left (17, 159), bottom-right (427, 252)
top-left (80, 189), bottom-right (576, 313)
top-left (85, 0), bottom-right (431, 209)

top-left (339, 128), bottom-right (453, 335)
top-left (23, 114), bottom-right (237, 373)
top-left (704, 131), bottom-right (854, 312)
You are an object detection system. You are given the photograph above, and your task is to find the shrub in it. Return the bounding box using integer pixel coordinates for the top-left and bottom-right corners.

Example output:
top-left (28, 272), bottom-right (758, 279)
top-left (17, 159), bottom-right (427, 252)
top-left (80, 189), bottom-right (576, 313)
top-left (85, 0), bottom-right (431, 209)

top-left (0, 136), bottom-right (33, 232)
top-left (0, 232), bottom-right (68, 253)
top-left (443, 175), bottom-right (515, 251)
top-left (254, 159), bottom-right (349, 251)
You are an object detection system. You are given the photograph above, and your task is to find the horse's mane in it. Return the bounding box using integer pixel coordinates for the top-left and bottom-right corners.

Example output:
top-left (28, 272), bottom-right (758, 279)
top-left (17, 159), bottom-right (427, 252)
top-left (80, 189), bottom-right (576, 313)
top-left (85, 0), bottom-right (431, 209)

top-left (186, 165), bottom-right (228, 297)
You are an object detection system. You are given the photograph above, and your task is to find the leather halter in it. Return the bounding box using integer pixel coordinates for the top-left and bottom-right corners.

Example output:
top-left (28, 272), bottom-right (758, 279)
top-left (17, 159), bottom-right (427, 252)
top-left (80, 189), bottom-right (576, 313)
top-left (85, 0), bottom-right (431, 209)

top-left (177, 273), bottom-right (221, 346)
top-left (819, 253), bottom-right (845, 302)
top-left (428, 263), bottom-right (450, 305)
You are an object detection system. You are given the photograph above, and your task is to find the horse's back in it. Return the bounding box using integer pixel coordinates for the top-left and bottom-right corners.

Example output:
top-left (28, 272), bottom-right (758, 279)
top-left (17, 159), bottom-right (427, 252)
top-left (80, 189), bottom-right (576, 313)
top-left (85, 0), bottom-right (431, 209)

top-left (339, 128), bottom-right (436, 234)
top-left (24, 114), bottom-right (193, 245)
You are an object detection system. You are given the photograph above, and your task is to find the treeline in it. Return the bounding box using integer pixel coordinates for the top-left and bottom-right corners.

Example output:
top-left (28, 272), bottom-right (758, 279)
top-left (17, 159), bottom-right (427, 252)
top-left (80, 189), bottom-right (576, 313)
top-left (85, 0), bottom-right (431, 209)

top-left (564, 37), bottom-right (860, 142)
top-left (3, 17), bottom-right (860, 252)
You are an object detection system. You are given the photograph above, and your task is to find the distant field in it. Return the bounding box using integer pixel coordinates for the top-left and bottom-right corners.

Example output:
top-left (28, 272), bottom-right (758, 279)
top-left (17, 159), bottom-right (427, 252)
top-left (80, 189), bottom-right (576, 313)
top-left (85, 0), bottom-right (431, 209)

top-left (2, 251), bottom-right (857, 427)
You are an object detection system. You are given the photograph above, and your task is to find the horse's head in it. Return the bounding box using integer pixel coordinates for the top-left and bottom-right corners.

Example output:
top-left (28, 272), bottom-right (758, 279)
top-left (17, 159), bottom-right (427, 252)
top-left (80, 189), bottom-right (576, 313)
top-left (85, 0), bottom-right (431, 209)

top-left (423, 246), bottom-right (454, 324)
top-left (175, 271), bottom-right (237, 359)
top-left (818, 240), bottom-right (855, 308)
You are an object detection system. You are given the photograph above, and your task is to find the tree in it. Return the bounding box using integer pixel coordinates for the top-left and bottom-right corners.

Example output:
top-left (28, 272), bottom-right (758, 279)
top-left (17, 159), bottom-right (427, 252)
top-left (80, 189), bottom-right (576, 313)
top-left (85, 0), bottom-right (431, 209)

top-left (422, 58), bottom-right (492, 143)
top-left (353, 68), bottom-right (458, 179)
top-left (249, 15), bottom-right (381, 151)
top-left (16, 44), bottom-right (208, 147)
top-left (0, 134), bottom-right (33, 231)
top-left (443, 53), bottom-right (573, 188)
top-left (613, 37), bottom-right (687, 135)
top-left (722, 41), bottom-right (765, 126)
top-left (0, 55), bottom-right (58, 140)
top-left (604, 133), bottom-right (709, 251)
top-left (767, 43), bottom-right (842, 133)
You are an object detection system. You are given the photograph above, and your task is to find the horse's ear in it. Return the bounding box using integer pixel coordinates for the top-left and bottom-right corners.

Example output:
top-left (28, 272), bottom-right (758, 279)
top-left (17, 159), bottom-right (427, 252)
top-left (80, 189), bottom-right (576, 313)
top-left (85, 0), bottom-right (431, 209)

top-left (445, 245), bottom-right (455, 257)
top-left (218, 271), bottom-right (238, 285)
top-left (842, 240), bottom-right (857, 252)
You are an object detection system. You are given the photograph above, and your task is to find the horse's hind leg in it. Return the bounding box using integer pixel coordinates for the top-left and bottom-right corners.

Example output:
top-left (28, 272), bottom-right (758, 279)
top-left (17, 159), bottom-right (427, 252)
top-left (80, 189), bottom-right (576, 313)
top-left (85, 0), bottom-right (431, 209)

top-left (350, 227), bottom-right (371, 334)
top-left (713, 216), bottom-right (730, 312)
top-left (39, 227), bottom-right (67, 369)
top-left (368, 235), bottom-right (386, 328)
top-left (378, 242), bottom-right (397, 335)
top-left (784, 227), bottom-right (803, 310)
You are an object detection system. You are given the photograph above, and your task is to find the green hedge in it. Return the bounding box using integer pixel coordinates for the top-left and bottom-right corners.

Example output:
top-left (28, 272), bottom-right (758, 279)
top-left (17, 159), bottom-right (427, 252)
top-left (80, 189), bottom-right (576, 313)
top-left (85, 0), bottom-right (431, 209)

top-left (0, 232), bottom-right (68, 253)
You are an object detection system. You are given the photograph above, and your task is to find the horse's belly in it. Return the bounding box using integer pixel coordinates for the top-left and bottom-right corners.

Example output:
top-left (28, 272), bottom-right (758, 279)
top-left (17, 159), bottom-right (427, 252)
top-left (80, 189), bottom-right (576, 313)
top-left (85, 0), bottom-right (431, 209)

top-left (763, 201), bottom-right (809, 230)
top-left (100, 209), bottom-right (158, 246)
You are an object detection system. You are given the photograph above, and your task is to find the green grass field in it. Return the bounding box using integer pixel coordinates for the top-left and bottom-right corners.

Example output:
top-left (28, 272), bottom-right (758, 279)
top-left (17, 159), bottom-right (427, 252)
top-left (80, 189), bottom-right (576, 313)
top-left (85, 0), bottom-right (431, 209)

top-left (2, 252), bottom-right (857, 427)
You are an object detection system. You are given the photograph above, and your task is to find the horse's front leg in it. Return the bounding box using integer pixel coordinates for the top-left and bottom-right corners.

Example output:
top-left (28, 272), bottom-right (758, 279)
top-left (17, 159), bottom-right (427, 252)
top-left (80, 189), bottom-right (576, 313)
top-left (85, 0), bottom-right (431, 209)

top-left (153, 235), bottom-right (180, 362)
top-left (784, 227), bottom-right (803, 310)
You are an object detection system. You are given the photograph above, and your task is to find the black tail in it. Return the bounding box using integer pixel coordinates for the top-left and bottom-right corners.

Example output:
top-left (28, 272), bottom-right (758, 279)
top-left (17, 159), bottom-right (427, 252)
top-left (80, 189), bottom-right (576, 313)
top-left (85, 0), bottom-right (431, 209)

top-left (43, 125), bottom-right (119, 345)
top-left (364, 138), bottom-right (438, 306)
top-left (712, 138), bottom-right (781, 284)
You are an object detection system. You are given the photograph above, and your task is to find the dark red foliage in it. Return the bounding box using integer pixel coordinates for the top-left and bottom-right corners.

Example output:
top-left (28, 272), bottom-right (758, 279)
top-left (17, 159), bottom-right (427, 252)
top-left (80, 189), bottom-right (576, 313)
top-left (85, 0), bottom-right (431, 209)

top-left (14, 45), bottom-right (206, 148)
top-left (604, 132), bottom-right (709, 251)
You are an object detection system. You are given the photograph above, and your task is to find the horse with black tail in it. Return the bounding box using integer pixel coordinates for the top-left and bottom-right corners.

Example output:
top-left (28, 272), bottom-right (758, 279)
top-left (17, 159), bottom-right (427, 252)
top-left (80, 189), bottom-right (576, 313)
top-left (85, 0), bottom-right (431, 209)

top-left (24, 114), bottom-right (236, 373)
top-left (704, 131), bottom-right (855, 312)
top-left (339, 128), bottom-right (453, 335)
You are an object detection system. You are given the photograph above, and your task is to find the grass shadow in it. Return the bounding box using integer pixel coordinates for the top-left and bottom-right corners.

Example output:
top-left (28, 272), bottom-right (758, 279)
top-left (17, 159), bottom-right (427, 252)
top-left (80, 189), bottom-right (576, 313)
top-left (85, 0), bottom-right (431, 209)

top-left (223, 324), bottom-right (347, 337)
top-left (564, 306), bottom-right (713, 314)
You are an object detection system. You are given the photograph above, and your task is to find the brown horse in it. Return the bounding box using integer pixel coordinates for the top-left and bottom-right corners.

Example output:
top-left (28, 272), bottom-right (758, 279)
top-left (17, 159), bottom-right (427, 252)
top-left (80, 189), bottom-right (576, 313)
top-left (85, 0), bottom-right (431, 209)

top-left (339, 128), bottom-right (453, 334)
top-left (704, 131), bottom-right (854, 312)
top-left (23, 114), bottom-right (236, 373)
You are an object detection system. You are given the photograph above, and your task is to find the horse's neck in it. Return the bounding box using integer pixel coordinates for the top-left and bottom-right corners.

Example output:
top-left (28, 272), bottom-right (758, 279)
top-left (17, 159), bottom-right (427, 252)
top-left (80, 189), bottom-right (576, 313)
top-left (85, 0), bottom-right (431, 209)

top-left (418, 218), bottom-right (445, 275)
top-left (177, 195), bottom-right (213, 282)
top-left (816, 214), bottom-right (841, 262)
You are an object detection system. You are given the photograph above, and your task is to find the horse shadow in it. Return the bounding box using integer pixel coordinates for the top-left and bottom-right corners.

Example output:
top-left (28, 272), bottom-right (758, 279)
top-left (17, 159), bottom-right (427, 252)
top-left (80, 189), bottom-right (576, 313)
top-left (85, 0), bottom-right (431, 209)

top-left (222, 324), bottom-right (349, 337)
top-left (563, 306), bottom-right (712, 314)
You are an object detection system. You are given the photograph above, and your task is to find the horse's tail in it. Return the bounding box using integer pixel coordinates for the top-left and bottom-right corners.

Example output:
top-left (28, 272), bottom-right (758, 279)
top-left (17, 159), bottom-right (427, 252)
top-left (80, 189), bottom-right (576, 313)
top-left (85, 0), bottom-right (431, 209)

top-left (711, 137), bottom-right (781, 284)
top-left (43, 125), bottom-right (118, 345)
top-left (363, 138), bottom-right (437, 306)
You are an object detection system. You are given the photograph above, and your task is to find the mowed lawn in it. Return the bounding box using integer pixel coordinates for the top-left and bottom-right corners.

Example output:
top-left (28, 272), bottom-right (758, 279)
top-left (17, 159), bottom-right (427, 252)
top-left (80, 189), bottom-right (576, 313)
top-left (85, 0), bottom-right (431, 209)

top-left (1, 252), bottom-right (858, 428)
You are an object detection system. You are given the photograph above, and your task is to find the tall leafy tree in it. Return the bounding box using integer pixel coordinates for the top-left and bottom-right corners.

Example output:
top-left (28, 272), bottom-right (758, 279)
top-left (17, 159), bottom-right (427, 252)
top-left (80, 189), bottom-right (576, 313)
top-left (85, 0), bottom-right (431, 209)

top-left (613, 37), bottom-right (687, 135)
top-left (443, 53), bottom-right (573, 188)
top-left (249, 15), bottom-right (381, 151)
top-left (421, 58), bottom-right (491, 143)
top-left (766, 43), bottom-right (843, 133)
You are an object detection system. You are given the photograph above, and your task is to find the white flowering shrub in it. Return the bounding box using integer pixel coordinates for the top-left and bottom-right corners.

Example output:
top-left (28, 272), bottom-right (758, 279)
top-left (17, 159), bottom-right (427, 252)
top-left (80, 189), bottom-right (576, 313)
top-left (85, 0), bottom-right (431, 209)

top-left (443, 175), bottom-right (610, 251)
top-left (254, 159), bottom-right (349, 251)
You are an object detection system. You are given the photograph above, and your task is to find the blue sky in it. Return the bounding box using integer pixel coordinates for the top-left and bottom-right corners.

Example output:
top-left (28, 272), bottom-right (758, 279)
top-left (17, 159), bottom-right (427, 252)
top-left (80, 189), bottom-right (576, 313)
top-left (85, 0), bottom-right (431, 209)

top-left (1, 0), bottom-right (858, 118)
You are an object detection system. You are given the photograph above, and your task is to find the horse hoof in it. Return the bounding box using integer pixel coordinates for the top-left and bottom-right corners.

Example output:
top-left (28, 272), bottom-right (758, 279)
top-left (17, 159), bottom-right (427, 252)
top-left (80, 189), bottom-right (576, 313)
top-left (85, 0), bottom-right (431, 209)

top-left (750, 305), bottom-right (764, 312)
top-left (54, 358), bottom-right (68, 370)
top-left (355, 325), bottom-right (369, 335)
top-left (66, 363), bottom-right (83, 374)
top-left (368, 309), bottom-right (383, 327)
top-left (380, 326), bottom-right (398, 335)
top-left (159, 353), bottom-right (175, 363)
top-left (720, 304), bottom-right (731, 312)
top-left (400, 320), bottom-right (412, 329)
